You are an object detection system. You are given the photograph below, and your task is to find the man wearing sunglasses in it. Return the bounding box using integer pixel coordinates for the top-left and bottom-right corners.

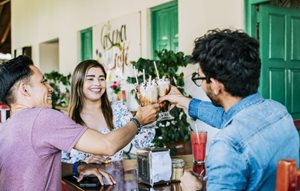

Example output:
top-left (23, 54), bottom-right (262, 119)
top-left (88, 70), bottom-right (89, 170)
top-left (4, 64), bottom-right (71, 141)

top-left (160, 29), bottom-right (299, 190)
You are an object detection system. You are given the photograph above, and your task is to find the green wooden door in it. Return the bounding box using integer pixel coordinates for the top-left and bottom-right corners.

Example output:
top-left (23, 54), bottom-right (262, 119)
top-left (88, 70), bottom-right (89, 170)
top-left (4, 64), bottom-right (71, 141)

top-left (259, 5), bottom-right (300, 119)
top-left (151, 1), bottom-right (178, 58)
top-left (80, 27), bottom-right (93, 61)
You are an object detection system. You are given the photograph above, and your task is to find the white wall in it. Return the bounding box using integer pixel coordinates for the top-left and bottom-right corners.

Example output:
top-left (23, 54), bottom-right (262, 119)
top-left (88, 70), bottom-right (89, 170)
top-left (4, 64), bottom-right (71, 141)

top-left (12, 0), bottom-right (243, 74)
top-left (11, 0), bottom-right (244, 143)
top-left (179, 0), bottom-right (244, 99)
top-left (179, 0), bottom-right (244, 54)
top-left (39, 42), bottom-right (59, 73)
top-left (11, 0), bottom-right (171, 74)
top-left (178, 0), bottom-right (244, 141)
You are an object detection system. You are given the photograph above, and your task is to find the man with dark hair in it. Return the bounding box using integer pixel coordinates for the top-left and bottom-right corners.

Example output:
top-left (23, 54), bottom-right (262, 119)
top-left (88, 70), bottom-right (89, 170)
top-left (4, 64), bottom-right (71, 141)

top-left (160, 29), bottom-right (299, 190)
top-left (0, 55), bottom-right (159, 190)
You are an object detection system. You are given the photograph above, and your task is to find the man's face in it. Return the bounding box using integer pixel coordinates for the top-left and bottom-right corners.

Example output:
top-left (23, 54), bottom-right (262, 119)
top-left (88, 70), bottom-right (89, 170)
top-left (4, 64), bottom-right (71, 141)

top-left (198, 68), bottom-right (222, 107)
top-left (26, 66), bottom-right (53, 108)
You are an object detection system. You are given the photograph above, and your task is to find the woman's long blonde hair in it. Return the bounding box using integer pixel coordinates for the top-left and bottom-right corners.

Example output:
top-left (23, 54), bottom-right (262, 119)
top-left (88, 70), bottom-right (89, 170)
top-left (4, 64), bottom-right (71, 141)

top-left (68, 60), bottom-right (114, 130)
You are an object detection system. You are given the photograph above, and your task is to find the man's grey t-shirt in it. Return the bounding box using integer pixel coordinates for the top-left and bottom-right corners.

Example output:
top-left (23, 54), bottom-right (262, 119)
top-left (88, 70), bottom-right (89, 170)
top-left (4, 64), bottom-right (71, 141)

top-left (0, 107), bottom-right (87, 191)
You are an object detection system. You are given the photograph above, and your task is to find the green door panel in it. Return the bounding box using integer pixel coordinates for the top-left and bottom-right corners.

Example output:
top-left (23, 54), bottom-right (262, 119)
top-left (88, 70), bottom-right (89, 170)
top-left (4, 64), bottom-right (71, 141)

top-left (151, 1), bottom-right (178, 58)
top-left (269, 69), bottom-right (286, 105)
top-left (80, 27), bottom-right (93, 61)
top-left (291, 70), bottom-right (300, 117)
top-left (156, 9), bottom-right (171, 50)
top-left (292, 18), bottom-right (300, 60)
top-left (170, 8), bottom-right (178, 52)
top-left (269, 15), bottom-right (285, 59)
top-left (259, 5), bottom-right (300, 119)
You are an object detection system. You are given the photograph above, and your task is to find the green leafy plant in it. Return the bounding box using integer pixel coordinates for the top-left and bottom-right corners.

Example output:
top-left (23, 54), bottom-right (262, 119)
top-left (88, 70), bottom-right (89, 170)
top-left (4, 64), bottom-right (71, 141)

top-left (127, 49), bottom-right (192, 154)
top-left (44, 71), bottom-right (71, 109)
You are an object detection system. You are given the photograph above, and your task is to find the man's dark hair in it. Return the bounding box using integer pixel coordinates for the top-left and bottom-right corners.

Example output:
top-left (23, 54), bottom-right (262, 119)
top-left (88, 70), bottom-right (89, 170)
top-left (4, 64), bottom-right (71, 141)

top-left (0, 55), bottom-right (34, 105)
top-left (192, 29), bottom-right (261, 97)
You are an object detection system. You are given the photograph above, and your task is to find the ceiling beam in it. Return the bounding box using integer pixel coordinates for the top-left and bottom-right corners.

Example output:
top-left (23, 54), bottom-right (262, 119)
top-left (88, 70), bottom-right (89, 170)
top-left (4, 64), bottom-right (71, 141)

top-left (0, 5), bottom-right (3, 16)
top-left (0, 0), bottom-right (10, 6)
top-left (0, 0), bottom-right (10, 53)
top-left (0, 22), bottom-right (10, 45)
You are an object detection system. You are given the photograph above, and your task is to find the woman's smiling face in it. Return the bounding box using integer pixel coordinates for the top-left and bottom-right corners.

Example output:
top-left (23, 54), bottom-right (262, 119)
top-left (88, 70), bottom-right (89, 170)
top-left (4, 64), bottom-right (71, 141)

top-left (83, 67), bottom-right (106, 102)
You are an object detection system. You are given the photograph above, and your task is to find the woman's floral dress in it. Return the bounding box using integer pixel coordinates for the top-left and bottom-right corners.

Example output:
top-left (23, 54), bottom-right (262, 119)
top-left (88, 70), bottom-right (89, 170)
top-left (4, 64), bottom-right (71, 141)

top-left (62, 101), bottom-right (155, 163)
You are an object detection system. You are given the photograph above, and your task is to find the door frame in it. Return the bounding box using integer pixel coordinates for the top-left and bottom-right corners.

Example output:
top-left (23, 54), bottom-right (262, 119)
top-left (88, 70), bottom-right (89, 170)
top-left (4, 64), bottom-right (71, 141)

top-left (244, 0), bottom-right (271, 94)
top-left (244, 0), bottom-right (271, 36)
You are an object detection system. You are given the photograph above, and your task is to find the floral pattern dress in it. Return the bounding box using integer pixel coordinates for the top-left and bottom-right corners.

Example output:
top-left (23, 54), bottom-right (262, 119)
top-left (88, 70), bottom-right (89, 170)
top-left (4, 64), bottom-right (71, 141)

top-left (61, 101), bottom-right (155, 163)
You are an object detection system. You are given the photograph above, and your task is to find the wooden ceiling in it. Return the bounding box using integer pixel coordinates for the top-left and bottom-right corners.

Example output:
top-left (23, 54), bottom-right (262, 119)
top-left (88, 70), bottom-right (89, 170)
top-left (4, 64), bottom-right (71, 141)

top-left (0, 0), bottom-right (11, 54)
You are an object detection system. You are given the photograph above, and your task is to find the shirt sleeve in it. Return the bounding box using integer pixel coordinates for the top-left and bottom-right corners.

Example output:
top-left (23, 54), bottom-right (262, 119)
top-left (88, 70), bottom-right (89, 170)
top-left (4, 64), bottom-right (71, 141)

top-left (188, 98), bottom-right (225, 128)
top-left (206, 139), bottom-right (249, 190)
top-left (31, 108), bottom-right (87, 158)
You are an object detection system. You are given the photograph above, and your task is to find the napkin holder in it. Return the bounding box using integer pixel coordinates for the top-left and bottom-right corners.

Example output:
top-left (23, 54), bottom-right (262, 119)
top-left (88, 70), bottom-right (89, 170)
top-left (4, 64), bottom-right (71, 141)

top-left (137, 148), bottom-right (172, 186)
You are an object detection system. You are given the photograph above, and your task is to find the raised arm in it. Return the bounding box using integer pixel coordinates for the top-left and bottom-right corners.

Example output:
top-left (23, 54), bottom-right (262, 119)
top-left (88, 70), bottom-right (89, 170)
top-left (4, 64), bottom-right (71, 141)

top-left (160, 86), bottom-right (225, 128)
top-left (113, 101), bottom-right (155, 149)
top-left (74, 104), bottom-right (159, 155)
top-left (188, 99), bottom-right (224, 128)
top-left (159, 86), bottom-right (192, 110)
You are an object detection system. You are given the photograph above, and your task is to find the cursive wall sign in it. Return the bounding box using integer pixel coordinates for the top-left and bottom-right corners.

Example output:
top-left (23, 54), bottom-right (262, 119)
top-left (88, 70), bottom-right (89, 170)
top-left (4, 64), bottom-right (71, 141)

top-left (100, 23), bottom-right (129, 73)
top-left (101, 24), bottom-right (127, 50)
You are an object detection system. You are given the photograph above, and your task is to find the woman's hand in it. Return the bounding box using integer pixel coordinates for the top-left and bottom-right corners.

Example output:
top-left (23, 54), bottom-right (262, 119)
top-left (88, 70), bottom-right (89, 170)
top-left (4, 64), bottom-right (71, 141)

top-left (77, 163), bottom-right (116, 185)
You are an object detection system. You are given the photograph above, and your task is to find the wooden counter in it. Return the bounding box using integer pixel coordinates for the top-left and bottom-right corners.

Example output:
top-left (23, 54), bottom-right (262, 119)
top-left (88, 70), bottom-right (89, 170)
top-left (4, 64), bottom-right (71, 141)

top-left (62, 155), bottom-right (193, 191)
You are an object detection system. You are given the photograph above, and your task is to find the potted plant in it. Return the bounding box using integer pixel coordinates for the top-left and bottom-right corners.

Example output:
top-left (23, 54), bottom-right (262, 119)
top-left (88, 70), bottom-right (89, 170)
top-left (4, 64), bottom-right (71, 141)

top-left (44, 71), bottom-right (71, 110)
top-left (127, 49), bottom-right (192, 155)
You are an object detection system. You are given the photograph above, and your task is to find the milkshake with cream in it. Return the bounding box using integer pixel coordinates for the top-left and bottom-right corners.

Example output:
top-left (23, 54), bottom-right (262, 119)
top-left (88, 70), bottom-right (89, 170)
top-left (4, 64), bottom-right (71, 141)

top-left (156, 78), bottom-right (171, 112)
top-left (136, 80), bottom-right (158, 106)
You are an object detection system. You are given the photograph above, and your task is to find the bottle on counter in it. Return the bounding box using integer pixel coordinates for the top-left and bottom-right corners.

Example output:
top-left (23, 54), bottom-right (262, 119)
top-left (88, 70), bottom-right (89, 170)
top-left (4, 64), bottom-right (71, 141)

top-left (171, 158), bottom-right (185, 182)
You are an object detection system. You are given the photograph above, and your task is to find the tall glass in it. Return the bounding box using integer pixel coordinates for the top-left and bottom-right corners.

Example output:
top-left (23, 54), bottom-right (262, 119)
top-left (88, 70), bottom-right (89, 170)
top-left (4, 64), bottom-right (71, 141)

top-left (135, 82), bottom-right (158, 127)
top-left (156, 78), bottom-right (174, 121)
top-left (190, 130), bottom-right (207, 178)
top-left (135, 78), bottom-right (174, 122)
top-left (135, 81), bottom-right (158, 107)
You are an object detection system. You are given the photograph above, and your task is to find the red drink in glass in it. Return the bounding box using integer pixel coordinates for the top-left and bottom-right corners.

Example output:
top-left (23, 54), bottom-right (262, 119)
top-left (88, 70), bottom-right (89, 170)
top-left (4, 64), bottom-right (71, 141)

top-left (190, 131), bottom-right (207, 161)
top-left (190, 131), bottom-right (207, 177)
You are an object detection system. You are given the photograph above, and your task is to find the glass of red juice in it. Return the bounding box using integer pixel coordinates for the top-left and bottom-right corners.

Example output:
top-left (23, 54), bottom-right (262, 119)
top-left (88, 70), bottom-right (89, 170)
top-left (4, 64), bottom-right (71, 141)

top-left (190, 130), bottom-right (207, 177)
top-left (191, 130), bottom-right (207, 161)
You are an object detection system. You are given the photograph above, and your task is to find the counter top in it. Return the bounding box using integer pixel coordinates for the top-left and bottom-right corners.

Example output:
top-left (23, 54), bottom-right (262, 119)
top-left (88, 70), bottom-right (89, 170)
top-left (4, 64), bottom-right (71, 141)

top-left (62, 155), bottom-right (194, 191)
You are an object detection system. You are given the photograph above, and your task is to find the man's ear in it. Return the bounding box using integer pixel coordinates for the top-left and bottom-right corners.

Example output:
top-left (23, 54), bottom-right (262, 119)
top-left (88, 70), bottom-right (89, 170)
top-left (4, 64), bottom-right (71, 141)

top-left (210, 78), bottom-right (224, 95)
top-left (18, 81), bottom-right (30, 97)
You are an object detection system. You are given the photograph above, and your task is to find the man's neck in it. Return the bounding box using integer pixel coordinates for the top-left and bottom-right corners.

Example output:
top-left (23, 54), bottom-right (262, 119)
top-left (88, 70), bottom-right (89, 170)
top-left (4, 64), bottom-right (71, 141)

top-left (221, 94), bottom-right (242, 112)
top-left (10, 103), bottom-right (31, 115)
top-left (11, 104), bottom-right (29, 115)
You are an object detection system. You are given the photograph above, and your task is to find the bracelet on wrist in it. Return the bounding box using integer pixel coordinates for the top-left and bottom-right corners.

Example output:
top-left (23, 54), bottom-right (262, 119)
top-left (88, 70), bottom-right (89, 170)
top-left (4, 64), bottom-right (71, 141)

top-left (130, 117), bottom-right (142, 134)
